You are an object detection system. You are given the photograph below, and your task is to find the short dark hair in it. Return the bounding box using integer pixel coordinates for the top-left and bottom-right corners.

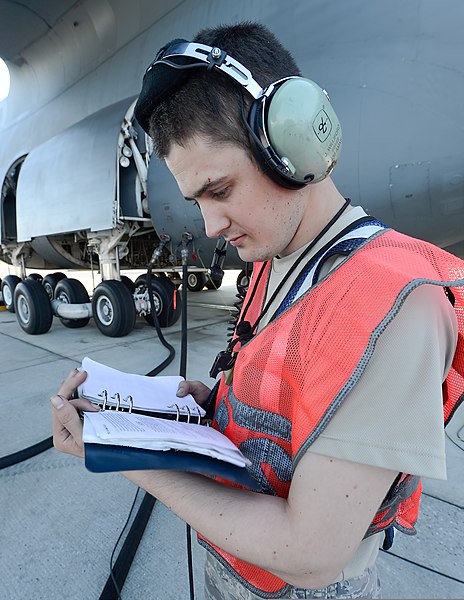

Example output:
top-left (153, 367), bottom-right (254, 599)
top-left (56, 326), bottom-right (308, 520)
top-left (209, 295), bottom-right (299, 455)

top-left (148, 22), bottom-right (301, 159)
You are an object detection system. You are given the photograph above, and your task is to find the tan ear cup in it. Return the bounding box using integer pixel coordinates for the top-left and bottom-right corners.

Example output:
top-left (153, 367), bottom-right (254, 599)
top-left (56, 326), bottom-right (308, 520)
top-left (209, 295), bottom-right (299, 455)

top-left (266, 78), bottom-right (342, 183)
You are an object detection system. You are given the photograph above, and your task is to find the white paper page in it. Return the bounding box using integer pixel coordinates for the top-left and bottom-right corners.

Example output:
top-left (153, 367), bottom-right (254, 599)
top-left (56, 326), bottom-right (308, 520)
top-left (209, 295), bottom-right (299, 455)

top-left (83, 412), bottom-right (250, 467)
top-left (84, 415), bottom-right (247, 467)
top-left (79, 357), bottom-right (205, 417)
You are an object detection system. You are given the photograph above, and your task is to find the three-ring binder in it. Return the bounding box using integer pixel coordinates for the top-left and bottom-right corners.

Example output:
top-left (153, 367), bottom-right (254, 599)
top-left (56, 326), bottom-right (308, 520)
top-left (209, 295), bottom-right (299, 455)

top-left (78, 357), bottom-right (206, 422)
top-left (98, 390), bottom-right (134, 413)
top-left (80, 357), bottom-right (259, 490)
top-left (95, 388), bottom-right (202, 423)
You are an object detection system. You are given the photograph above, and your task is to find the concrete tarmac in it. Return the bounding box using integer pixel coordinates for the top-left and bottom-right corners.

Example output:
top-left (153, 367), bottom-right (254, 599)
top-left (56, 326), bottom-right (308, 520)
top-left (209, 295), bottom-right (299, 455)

top-left (0, 267), bottom-right (463, 599)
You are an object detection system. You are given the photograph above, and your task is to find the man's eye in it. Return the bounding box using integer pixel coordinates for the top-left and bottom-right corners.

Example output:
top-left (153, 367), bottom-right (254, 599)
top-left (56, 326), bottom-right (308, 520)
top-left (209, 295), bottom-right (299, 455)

top-left (212, 187), bottom-right (230, 199)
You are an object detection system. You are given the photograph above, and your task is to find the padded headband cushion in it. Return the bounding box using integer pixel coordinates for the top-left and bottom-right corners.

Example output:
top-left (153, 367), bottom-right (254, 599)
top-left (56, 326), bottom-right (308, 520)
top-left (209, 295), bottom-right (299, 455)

top-left (134, 39), bottom-right (194, 134)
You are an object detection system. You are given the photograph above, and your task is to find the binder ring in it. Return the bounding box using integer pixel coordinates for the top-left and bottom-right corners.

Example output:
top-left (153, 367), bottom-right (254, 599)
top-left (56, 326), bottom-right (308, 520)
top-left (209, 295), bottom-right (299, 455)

top-left (111, 393), bottom-right (121, 411)
top-left (171, 403), bottom-right (180, 421)
top-left (98, 389), bottom-right (108, 411)
top-left (125, 395), bottom-right (134, 413)
top-left (195, 406), bottom-right (202, 424)
top-left (185, 406), bottom-right (191, 423)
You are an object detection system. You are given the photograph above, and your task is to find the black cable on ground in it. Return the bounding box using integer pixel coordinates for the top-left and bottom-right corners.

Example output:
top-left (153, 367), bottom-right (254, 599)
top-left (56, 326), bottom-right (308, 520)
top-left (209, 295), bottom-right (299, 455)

top-left (0, 436), bottom-right (53, 470)
top-left (100, 265), bottom-right (177, 599)
top-left (180, 261), bottom-right (189, 381)
top-left (100, 492), bottom-right (156, 600)
top-left (145, 266), bottom-right (176, 377)
top-left (380, 547), bottom-right (464, 585)
top-left (422, 491), bottom-right (463, 510)
top-left (179, 259), bottom-right (196, 600)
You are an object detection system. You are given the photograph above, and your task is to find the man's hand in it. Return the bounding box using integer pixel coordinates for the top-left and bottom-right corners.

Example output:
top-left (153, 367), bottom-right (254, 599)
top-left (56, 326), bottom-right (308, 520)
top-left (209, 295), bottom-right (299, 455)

top-left (176, 379), bottom-right (211, 406)
top-left (50, 368), bottom-right (99, 458)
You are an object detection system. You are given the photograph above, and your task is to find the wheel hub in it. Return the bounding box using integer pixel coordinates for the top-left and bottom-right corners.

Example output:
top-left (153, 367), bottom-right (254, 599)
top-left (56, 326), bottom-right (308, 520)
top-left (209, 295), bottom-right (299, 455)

top-left (96, 296), bottom-right (113, 325)
top-left (17, 295), bottom-right (30, 324)
top-left (3, 286), bottom-right (12, 306)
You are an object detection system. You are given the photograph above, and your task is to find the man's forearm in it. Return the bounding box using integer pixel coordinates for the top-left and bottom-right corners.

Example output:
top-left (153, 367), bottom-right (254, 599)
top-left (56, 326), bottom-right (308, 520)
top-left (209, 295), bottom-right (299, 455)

top-left (120, 452), bottom-right (396, 589)
top-left (121, 469), bottom-right (307, 585)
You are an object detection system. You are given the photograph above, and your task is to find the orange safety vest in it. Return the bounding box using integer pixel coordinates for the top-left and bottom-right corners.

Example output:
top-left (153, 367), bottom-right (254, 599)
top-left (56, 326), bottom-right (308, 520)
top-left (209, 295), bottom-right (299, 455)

top-left (199, 229), bottom-right (464, 598)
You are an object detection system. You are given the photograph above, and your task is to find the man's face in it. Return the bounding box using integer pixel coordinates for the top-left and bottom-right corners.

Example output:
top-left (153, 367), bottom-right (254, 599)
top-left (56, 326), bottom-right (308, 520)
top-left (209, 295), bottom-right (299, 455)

top-left (166, 137), bottom-right (308, 262)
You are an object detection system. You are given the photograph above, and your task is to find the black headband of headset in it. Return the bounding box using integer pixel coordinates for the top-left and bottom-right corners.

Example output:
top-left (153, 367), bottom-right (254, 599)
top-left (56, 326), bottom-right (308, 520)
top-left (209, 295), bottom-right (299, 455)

top-left (134, 39), bottom-right (264, 135)
top-left (133, 38), bottom-right (327, 189)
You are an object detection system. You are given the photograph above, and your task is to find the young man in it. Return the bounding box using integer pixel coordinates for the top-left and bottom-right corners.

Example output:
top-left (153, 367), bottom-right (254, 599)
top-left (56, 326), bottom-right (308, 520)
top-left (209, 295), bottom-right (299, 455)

top-left (51, 22), bottom-right (464, 599)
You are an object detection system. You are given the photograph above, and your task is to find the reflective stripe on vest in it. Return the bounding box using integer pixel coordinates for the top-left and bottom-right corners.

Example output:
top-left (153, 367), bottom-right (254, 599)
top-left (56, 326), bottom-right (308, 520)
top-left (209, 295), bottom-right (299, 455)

top-left (199, 229), bottom-right (464, 598)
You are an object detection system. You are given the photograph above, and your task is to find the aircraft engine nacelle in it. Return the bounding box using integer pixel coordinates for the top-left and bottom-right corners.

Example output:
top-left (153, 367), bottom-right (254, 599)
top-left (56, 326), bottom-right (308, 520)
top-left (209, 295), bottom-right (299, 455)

top-left (0, 96), bottom-right (243, 280)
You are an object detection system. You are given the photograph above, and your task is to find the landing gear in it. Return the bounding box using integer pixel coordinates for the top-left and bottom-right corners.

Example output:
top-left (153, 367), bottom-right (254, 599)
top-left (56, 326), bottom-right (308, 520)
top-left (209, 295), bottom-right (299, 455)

top-left (186, 272), bottom-right (206, 292)
top-left (13, 279), bottom-right (53, 334)
top-left (119, 275), bottom-right (136, 295)
top-left (1, 275), bottom-right (22, 312)
top-left (42, 272), bottom-right (67, 300)
top-left (237, 267), bottom-right (252, 293)
top-left (134, 274), bottom-right (181, 328)
top-left (54, 278), bottom-right (91, 328)
top-left (207, 240), bottom-right (227, 291)
top-left (205, 273), bottom-right (223, 290)
top-left (92, 280), bottom-right (136, 337)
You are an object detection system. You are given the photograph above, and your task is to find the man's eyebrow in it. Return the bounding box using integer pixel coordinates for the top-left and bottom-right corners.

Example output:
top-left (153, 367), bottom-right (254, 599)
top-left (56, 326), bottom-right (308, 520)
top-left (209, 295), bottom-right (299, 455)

top-left (185, 176), bottom-right (228, 201)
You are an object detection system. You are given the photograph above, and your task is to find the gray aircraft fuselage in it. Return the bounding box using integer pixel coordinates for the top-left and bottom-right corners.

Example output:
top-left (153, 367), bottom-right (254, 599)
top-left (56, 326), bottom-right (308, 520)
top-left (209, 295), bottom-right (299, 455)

top-left (0, 0), bottom-right (463, 275)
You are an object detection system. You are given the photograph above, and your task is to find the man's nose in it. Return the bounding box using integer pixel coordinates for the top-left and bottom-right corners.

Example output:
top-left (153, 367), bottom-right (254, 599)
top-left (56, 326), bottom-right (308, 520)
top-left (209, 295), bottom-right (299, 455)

top-left (200, 204), bottom-right (230, 239)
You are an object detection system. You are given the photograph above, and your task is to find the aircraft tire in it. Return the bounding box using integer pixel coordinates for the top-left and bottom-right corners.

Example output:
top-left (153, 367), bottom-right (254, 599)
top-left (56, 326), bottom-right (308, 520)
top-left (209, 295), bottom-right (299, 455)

top-left (13, 279), bottom-right (53, 334)
top-left (135, 275), bottom-right (181, 328)
top-left (1, 274), bottom-right (22, 312)
top-left (205, 275), bottom-right (223, 290)
top-left (54, 278), bottom-right (90, 328)
top-left (27, 272), bottom-right (43, 282)
top-left (92, 280), bottom-right (136, 337)
top-left (186, 272), bottom-right (206, 292)
top-left (237, 268), bottom-right (252, 293)
top-left (42, 272), bottom-right (67, 300)
top-left (120, 275), bottom-right (136, 295)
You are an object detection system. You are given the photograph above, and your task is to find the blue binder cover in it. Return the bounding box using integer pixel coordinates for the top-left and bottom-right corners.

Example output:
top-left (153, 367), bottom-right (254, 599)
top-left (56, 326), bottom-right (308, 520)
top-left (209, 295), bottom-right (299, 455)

top-left (84, 443), bottom-right (261, 491)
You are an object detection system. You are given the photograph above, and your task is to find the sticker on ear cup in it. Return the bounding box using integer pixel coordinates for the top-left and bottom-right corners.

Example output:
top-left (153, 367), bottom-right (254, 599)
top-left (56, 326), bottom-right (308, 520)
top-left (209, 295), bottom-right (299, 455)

top-left (313, 109), bottom-right (332, 142)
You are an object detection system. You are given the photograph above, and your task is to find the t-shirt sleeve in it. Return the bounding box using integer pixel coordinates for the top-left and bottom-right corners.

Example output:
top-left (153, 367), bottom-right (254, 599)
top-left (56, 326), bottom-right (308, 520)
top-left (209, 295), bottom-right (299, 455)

top-left (308, 283), bottom-right (458, 480)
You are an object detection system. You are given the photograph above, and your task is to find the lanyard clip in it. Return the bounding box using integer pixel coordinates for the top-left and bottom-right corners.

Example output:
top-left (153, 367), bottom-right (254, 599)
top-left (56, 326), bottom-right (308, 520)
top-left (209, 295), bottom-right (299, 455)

top-left (209, 350), bottom-right (236, 379)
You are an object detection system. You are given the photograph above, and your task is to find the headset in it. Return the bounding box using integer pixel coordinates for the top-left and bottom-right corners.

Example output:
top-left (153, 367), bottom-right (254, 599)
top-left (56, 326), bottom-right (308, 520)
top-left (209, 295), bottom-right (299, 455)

top-left (134, 39), bottom-right (342, 189)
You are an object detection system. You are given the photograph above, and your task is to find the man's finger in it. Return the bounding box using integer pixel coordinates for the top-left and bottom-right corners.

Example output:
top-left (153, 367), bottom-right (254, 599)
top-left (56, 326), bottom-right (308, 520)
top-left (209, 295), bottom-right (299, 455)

top-left (50, 395), bottom-right (83, 440)
top-left (176, 380), bottom-right (211, 404)
top-left (70, 397), bottom-right (100, 412)
top-left (177, 380), bottom-right (202, 396)
top-left (58, 369), bottom-right (87, 400)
